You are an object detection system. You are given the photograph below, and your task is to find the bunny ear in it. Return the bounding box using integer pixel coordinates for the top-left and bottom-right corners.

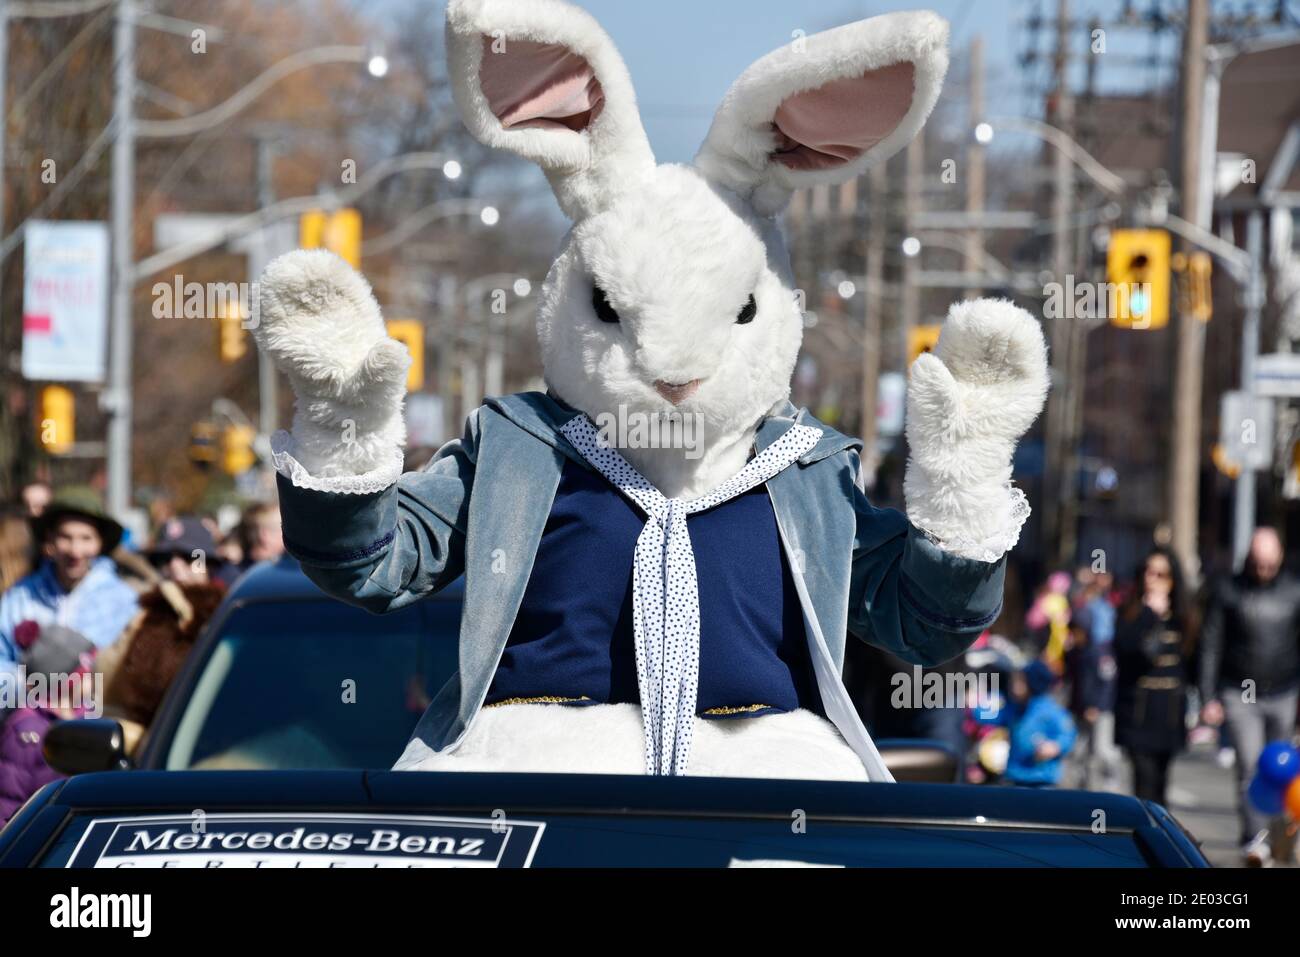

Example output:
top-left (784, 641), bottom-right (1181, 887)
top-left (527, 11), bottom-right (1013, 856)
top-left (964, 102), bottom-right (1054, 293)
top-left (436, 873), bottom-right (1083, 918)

top-left (446, 0), bottom-right (656, 220)
top-left (695, 11), bottom-right (949, 216)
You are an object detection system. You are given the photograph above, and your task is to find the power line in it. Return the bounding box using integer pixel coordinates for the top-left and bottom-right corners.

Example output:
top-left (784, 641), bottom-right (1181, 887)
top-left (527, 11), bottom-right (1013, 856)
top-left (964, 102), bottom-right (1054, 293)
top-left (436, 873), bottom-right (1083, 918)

top-left (0, 118), bottom-right (114, 263)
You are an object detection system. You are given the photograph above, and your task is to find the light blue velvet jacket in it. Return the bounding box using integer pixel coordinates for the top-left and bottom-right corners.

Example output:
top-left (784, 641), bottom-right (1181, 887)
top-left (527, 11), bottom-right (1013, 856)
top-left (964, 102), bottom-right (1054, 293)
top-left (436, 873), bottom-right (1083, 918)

top-left (275, 391), bottom-right (1006, 771)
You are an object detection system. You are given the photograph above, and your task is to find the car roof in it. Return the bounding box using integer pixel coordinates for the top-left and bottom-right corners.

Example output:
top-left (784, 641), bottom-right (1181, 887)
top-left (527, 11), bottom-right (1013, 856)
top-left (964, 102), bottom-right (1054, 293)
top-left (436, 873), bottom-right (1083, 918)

top-left (224, 556), bottom-right (465, 603)
top-left (50, 770), bottom-right (1157, 831)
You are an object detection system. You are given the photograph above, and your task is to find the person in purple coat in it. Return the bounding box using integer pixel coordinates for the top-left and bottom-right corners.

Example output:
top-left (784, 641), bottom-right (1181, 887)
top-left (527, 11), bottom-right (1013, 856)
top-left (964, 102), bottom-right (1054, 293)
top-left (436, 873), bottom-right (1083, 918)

top-left (0, 705), bottom-right (64, 824)
top-left (0, 621), bottom-right (97, 825)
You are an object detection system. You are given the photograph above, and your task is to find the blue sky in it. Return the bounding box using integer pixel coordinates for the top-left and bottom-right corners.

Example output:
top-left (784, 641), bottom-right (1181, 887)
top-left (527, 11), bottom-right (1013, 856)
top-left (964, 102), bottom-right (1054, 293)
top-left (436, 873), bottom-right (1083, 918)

top-left (573, 0), bottom-right (1025, 163)
top-left (392, 0), bottom-right (1179, 164)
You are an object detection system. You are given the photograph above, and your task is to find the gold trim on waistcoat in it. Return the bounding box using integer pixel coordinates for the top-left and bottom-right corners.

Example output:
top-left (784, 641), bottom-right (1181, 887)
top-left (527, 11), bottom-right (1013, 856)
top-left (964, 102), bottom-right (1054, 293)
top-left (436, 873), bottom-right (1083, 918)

top-left (483, 696), bottom-right (593, 708)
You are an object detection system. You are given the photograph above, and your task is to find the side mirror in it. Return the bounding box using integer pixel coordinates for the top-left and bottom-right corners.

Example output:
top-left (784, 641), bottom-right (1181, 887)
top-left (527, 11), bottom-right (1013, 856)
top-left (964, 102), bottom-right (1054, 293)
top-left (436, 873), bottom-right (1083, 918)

top-left (43, 718), bottom-right (132, 775)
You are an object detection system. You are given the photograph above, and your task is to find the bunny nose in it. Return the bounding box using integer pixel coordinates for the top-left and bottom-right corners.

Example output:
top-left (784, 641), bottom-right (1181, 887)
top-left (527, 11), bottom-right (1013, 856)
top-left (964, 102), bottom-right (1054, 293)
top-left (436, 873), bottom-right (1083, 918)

top-left (654, 379), bottom-right (701, 404)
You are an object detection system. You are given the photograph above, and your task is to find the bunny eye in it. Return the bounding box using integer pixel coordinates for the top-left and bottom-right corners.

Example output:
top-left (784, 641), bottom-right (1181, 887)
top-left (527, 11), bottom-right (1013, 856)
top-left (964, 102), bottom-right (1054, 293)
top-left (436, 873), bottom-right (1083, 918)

top-left (736, 294), bottom-right (758, 325)
top-left (591, 285), bottom-right (620, 324)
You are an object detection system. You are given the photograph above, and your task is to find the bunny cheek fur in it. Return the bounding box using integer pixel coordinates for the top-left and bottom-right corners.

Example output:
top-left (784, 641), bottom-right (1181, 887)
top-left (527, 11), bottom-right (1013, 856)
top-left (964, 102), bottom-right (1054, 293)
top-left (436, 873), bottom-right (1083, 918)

top-left (538, 165), bottom-right (804, 500)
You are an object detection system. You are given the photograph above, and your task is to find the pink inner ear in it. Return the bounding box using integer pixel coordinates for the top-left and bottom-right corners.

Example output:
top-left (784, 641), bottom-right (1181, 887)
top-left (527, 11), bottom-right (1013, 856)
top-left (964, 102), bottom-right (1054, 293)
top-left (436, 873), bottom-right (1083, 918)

top-left (478, 36), bottom-right (605, 133)
top-left (771, 61), bottom-right (916, 171)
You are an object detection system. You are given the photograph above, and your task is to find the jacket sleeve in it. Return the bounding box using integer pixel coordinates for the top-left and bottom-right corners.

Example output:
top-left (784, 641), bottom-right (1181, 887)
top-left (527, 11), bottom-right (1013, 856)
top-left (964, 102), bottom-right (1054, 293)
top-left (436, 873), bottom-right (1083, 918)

top-left (273, 411), bottom-right (481, 615)
top-left (847, 453), bottom-right (1006, 667)
top-left (0, 594), bottom-right (23, 714)
top-left (1197, 583), bottom-right (1226, 702)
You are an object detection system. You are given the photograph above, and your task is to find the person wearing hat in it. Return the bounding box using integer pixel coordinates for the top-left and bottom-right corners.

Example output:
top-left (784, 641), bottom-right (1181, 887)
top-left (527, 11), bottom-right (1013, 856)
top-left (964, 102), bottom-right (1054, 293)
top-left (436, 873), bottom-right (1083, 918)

top-left (146, 516), bottom-right (223, 585)
top-left (0, 487), bottom-right (139, 706)
top-left (0, 619), bottom-right (99, 825)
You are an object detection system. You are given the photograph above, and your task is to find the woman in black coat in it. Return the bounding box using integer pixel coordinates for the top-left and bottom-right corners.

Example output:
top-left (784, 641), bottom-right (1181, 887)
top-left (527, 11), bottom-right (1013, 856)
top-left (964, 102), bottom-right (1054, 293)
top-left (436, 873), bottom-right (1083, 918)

top-left (1114, 547), bottom-right (1196, 805)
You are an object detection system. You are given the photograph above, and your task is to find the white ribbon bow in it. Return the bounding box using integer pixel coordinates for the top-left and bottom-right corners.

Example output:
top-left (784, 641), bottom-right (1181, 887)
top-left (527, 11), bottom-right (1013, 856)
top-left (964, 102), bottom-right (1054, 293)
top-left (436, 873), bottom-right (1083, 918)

top-left (560, 415), bottom-right (822, 775)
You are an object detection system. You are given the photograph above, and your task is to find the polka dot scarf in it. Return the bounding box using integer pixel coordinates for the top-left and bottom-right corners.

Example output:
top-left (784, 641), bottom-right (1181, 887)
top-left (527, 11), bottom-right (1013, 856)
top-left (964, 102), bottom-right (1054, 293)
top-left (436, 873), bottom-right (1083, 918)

top-left (560, 414), bottom-right (823, 775)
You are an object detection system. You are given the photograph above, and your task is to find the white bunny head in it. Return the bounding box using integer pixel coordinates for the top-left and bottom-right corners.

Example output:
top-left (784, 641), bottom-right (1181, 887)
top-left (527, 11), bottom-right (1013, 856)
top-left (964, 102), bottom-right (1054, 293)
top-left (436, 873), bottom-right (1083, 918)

top-left (447, 0), bottom-right (948, 496)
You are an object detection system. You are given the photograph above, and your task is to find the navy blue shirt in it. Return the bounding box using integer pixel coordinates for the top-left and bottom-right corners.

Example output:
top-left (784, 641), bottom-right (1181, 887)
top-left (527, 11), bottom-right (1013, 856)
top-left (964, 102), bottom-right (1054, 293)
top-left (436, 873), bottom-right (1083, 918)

top-left (485, 459), bottom-right (823, 718)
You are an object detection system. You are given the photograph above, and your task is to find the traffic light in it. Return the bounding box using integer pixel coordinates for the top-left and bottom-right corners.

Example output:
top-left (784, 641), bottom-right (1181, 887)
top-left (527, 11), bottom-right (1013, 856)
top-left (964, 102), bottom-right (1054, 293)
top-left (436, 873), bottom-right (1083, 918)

top-left (189, 422), bottom-right (220, 469)
top-left (38, 385), bottom-right (74, 455)
top-left (1107, 229), bottom-right (1171, 329)
top-left (301, 208), bottom-right (362, 268)
top-left (385, 319), bottom-right (424, 392)
top-left (221, 424), bottom-right (257, 476)
top-left (909, 324), bottom-right (943, 367)
top-left (218, 305), bottom-right (248, 363)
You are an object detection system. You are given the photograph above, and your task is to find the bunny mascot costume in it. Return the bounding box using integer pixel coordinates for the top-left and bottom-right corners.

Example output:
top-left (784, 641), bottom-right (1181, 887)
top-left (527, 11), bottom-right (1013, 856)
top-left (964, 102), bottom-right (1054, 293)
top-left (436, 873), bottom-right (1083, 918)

top-left (255, 0), bottom-right (1048, 782)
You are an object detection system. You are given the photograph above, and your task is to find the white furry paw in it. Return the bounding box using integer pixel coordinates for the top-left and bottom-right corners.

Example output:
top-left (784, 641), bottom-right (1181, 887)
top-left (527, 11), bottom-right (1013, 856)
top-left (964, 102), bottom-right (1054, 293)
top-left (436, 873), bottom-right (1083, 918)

top-left (927, 298), bottom-right (1048, 437)
top-left (256, 250), bottom-right (411, 481)
top-left (903, 299), bottom-right (1047, 561)
top-left (255, 250), bottom-right (410, 406)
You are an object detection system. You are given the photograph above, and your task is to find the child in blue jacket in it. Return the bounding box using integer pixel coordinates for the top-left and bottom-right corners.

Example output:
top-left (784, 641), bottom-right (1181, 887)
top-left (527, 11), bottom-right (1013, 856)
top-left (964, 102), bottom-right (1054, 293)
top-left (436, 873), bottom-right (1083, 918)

top-left (1005, 661), bottom-right (1077, 787)
top-left (977, 660), bottom-right (1078, 786)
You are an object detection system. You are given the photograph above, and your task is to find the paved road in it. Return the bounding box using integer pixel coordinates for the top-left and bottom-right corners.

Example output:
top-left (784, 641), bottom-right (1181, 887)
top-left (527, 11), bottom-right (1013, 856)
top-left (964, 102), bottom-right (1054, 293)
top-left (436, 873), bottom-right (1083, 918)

top-left (1111, 742), bottom-right (1294, 868)
top-left (1164, 746), bottom-right (1257, 868)
top-left (1060, 735), bottom-right (1296, 867)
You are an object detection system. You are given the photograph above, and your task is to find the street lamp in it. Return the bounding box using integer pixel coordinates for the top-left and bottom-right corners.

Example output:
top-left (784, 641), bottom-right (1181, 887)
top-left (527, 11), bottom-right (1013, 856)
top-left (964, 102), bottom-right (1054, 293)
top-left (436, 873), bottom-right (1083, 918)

top-left (974, 115), bottom-right (1126, 196)
top-left (133, 152), bottom-right (455, 280)
top-left (360, 199), bottom-right (500, 258)
top-left (134, 45), bottom-right (383, 139)
top-left (104, 37), bottom-right (391, 518)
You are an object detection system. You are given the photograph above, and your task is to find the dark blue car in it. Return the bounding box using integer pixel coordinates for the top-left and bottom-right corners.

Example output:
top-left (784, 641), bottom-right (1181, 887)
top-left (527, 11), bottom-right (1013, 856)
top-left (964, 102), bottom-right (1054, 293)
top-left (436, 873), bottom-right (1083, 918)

top-left (0, 558), bottom-right (1208, 868)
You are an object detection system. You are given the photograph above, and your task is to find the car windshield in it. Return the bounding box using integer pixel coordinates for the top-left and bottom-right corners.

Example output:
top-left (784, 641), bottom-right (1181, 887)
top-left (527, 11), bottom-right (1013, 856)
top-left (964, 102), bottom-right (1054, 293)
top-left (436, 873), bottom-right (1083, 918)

top-left (163, 598), bottom-right (461, 771)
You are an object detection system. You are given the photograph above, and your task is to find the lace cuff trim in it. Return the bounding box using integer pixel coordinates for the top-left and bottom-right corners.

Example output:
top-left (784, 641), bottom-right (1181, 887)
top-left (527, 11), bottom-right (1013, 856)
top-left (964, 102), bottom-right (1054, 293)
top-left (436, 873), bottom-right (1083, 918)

top-left (913, 484), bottom-right (1032, 564)
top-left (269, 430), bottom-right (403, 496)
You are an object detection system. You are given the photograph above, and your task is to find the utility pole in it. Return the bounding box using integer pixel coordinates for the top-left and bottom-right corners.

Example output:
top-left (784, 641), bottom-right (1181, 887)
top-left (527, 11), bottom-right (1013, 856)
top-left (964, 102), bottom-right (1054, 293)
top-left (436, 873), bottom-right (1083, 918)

top-left (964, 36), bottom-right (986, 302)
top-left (1232, 212), bottom-right (1266, 569)
top-left (1057, 263), bottom-right (1090, 566)
top-left (901, 134), bottom-right (923, 371)
top-left (107, 0), bottom-right (136, 519)
top-left (459, 339), bottom-right (480, 428)
top-left (1169, 0), bottom-right (1210, 582)
top-left (861, 162), bottom-right (887, 476)
top-left (1055, 16), bottom-right (1109, 566)
top-left (438, 275), bottom-right (457, 443)
top-left (254, 134), bottom-right (279, 438)
top-left (1043, 0), bottom-right (1075, 561)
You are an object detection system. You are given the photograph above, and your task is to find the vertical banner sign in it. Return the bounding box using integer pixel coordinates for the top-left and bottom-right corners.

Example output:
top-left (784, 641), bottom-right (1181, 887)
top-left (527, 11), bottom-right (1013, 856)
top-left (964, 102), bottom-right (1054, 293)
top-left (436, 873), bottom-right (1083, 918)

top-left (21, 221), bottom-right (110, 383)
